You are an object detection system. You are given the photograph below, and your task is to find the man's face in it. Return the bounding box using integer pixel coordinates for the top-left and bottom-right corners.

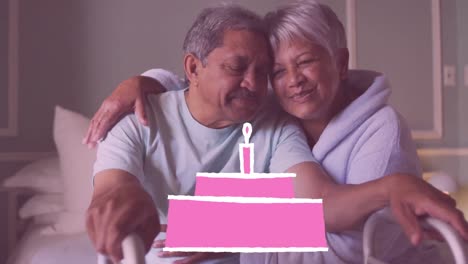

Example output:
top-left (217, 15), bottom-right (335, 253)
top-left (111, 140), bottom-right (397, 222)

top-left (271, 38), bottom-right (343, 121)
top-left (195, 30), bottom-right (271, 126)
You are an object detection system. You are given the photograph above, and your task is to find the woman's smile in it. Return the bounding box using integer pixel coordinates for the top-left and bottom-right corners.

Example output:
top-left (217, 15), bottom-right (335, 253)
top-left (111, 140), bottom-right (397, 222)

top-left (289, 88), bottom-right (317, 103)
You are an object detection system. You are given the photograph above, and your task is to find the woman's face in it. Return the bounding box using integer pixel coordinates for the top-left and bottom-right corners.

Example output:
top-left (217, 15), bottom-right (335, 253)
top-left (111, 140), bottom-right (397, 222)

top-left (271, 38), bottom-right (346, 121)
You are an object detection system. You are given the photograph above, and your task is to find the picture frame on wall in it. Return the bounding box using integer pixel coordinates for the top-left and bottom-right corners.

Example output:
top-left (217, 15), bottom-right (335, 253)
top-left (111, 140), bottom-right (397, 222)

top-left (1, 0), bottom-right (18, 137)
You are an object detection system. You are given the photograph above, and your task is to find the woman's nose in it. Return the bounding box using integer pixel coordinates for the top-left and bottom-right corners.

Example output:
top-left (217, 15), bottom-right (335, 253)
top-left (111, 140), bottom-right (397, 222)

top-left (287, 68), bottom-right (305, 88)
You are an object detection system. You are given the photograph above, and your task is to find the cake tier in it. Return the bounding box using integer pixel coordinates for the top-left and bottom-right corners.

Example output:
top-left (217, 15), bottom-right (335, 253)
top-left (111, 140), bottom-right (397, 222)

top-left (195, 173), bottom-right (295, 198)
top-left (165, 196), bottom-right (327, 252)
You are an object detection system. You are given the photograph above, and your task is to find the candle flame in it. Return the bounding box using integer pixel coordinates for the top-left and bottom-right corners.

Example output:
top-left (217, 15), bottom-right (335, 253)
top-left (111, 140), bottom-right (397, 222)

top-left (243, 123), bottom-right (252, 144)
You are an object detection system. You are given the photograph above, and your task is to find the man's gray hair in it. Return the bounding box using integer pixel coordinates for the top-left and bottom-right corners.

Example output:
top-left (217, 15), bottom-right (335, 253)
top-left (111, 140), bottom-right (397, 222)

top-left (183, 4), bottom-right (268, 65)
top-left (265, 0), bottom-right (347, 59)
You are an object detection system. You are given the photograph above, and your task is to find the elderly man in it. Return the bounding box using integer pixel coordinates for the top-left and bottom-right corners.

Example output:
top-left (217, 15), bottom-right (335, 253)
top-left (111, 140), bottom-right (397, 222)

top-left (87, 5), bottom-right (318, 264)
top-left (86, 3), bottom-right (468, 264)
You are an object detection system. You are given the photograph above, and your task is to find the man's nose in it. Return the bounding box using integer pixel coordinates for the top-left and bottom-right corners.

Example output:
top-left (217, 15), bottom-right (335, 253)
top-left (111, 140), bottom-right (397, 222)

top-left (241, 69), bottom-right (261, 92)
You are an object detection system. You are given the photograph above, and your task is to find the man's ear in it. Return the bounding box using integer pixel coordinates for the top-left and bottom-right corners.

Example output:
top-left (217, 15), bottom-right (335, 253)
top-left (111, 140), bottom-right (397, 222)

top-left (184, 53), bottom-right (202, 85)
top-left (337, 48), bottom-right (349, 81)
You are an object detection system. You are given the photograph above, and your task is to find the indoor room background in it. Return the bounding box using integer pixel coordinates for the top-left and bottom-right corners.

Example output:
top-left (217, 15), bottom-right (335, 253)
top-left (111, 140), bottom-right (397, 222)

top-left (0, 0), bottom-right (467, 262)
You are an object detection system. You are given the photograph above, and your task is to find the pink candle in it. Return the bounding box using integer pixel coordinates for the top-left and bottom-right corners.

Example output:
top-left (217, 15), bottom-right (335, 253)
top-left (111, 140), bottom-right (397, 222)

top-left (240, 123), bottom-right (254, 174)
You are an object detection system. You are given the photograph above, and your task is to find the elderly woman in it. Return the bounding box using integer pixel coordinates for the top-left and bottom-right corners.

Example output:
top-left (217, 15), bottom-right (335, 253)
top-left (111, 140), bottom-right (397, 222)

top-left (83, 1), bottom-right (467, 263)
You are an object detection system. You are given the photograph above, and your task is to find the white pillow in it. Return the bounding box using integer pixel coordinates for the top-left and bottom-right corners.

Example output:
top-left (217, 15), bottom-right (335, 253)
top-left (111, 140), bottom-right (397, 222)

top-left (52, 106), bottom-right (96, 234)
top-left (3, 156), bottom-right (63, 193)
top-left (40, 212), bottom-right (87, 235)
top-left (19, 194), bottom-right (64, 219)
top-left (33, 212), bottom-right (61, 225)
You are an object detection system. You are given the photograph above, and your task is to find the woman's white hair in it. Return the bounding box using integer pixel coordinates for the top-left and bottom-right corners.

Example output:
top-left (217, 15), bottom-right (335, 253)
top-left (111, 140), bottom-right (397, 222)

top-left (265, 0), bottom-right (347, 59)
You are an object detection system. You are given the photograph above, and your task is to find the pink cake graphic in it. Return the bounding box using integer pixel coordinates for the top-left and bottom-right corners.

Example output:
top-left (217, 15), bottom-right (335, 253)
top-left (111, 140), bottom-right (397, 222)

top-left (164, 123), bottom-right (328, 252)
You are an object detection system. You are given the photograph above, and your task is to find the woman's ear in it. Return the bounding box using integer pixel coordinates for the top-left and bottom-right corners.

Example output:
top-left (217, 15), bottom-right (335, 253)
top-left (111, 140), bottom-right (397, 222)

top-left (184, 53), bottom-right (202, 86)
top-left (337, 48), bottom-right (349, 81)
